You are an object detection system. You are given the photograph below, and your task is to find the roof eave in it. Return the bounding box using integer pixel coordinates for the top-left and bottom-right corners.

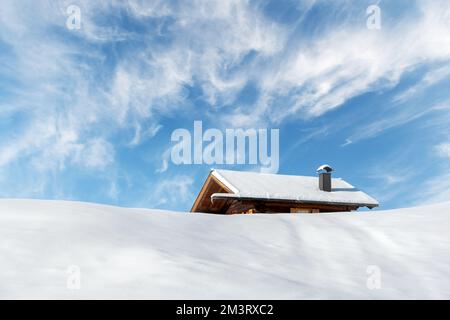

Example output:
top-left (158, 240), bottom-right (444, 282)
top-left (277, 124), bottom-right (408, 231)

top-left (211, 193), bottom-right (379, 209)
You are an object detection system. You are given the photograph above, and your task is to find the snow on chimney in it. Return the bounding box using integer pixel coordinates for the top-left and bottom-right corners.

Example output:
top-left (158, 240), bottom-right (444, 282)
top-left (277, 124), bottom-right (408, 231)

top-left (317, 164), bottom-right (333, 192)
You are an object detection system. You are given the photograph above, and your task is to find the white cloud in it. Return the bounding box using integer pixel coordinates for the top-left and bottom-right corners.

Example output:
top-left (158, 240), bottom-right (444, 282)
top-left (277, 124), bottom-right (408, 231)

top-left (152, 175), bottom-right (194, 207)
top-left (343, 105), bottom-right (436, 146)
top-left (1, 0), bottom-right (450, 182)
top-left (393, 64), bottom-right (450, 104)
top-left (129, 123), bottom-right (162, 147)
top-left (156, 148), bottom-right (171, 173)
top-left (223, 1), bottom-right (450, 126)
top-left (74, 138), bottom-right (114, 169)
top-left (411, 172), bottom-right (450, 206)
top-left (435, 143), bottom-right (450, 158)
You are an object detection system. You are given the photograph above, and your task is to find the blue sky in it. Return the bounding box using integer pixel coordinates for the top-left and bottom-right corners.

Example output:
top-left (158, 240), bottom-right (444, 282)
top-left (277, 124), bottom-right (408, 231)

top-left (1, 0), bottom-right (450, 211)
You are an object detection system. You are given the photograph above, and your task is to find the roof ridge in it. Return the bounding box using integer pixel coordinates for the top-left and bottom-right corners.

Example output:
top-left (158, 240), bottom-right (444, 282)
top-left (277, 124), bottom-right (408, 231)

top-left (212, 168), bottom-right (344, 180)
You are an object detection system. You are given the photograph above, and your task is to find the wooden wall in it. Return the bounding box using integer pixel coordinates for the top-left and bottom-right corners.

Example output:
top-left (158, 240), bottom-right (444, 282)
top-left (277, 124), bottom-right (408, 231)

top-left (224, 199), bottom-right (356, 214)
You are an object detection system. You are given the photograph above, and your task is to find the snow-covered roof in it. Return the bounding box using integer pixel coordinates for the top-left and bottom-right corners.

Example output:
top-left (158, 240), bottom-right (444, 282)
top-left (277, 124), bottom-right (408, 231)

top-left (211, 169), bottom-right (379, 208)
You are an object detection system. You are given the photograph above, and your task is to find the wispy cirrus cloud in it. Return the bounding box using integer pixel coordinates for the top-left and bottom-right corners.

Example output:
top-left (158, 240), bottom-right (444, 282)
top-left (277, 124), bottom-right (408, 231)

top-left (151, 174), bottom-right (194, 207)
top-left (0, 0), bottom-right (287, 204)
top-left (225, 0), bottom-right (450, 127)
top-left (392, 64), bottom-right (450, 104)
top-left (435, 143), bottom-right (450, 158)
top-left (342, 102), bottom-right (447, 146)
top-left (1, 0), bottom-right (450, 210)
top-left (409, 172), bottom-right (450, 206)
top-left (0, 0), bottom-right (286, 161)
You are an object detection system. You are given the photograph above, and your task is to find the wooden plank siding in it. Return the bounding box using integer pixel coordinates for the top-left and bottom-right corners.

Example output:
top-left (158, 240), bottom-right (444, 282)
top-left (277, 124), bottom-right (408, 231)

top-left (222, 199), bottom-right (355, 214)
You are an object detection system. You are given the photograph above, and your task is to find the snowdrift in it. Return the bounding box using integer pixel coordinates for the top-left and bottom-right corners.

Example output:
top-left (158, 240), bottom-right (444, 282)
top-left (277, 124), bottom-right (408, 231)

top-left (0, 199), bottom-right (449, 299)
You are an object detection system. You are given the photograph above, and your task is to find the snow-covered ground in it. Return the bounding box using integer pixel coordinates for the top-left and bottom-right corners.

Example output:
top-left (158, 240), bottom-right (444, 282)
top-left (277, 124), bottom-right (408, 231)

top-left (0, 199), bottom-right (449, 299)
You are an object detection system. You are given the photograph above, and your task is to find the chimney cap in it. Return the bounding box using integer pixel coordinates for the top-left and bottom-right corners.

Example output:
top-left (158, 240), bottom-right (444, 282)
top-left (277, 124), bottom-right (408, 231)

top-left (317, 164), bottom-right (333, 173)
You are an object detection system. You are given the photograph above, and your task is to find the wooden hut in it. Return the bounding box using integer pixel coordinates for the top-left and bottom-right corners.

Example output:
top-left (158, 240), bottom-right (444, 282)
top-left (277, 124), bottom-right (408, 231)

top-left (191, 167), bottom-right (378, 214)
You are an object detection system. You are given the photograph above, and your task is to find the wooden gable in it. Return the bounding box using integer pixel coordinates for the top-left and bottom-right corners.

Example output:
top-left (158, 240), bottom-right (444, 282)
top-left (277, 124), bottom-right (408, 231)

top-left (190, 173), bottom-right (233, 213)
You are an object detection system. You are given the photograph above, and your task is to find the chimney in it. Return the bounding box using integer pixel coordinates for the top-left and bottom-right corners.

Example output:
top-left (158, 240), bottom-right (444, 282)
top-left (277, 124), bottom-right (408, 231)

top-left (317, 164), bottom-right (333, 192)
